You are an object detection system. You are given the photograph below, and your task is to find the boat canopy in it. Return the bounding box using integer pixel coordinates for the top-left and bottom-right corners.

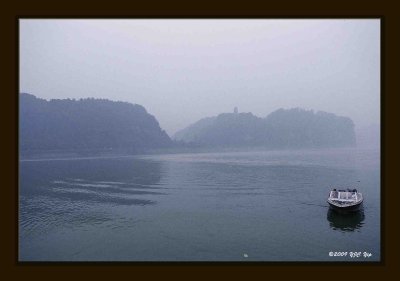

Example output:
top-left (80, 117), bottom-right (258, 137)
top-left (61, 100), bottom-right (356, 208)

top-left (329, 190), bottom-right (362, 202)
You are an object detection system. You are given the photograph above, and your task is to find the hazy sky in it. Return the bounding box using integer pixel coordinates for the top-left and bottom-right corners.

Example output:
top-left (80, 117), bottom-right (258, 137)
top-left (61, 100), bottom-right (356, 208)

top-left (20, 19), bottom-right (380, 136)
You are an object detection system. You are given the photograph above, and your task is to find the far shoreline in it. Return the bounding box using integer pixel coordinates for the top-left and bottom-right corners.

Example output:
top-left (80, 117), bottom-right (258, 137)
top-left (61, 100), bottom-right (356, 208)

top-left (18, 145), bottom-right (379, 162)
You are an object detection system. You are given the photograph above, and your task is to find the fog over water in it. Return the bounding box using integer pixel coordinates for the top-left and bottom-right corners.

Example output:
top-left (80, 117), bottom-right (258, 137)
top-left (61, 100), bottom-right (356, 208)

top-left (19, 19), bottom-right (381, 261)
top-left (19, 147), bottom-right (380, 261)
top-left (20, 19), bottom-right (380, 144)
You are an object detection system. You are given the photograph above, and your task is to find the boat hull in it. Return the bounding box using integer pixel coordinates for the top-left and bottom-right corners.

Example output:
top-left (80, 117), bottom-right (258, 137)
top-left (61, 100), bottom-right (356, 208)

top-left (328, 201), bottom-right (363, 213)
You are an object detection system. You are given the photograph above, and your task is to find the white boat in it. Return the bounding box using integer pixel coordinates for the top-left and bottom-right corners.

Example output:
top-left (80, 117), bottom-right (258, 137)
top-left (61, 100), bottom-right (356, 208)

top-left (327, 188), bottom-right (363, 213)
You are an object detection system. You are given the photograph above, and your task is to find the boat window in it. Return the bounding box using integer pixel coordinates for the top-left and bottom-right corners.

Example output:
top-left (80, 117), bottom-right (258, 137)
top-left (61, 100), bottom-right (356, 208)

top-left (339, 192), bottom-right (350, 199)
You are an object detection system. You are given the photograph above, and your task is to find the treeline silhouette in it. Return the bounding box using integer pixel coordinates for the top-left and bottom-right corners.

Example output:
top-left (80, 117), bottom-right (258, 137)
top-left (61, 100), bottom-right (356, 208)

top-left (20, 93), bottom-right (356, 156)
top-left (174, 108), bottom-right (356, 148)
top-left (20, 93), bottom-right (172, 154)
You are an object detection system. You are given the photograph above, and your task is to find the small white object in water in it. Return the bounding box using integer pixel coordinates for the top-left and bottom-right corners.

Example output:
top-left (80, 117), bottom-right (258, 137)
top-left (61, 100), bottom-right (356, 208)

top-left (243, 253), bottom-right (248, 258)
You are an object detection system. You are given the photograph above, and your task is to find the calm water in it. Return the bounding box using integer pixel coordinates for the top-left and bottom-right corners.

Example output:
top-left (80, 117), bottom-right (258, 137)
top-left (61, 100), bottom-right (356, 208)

top-left (19, 147), bottom-right (380, 261)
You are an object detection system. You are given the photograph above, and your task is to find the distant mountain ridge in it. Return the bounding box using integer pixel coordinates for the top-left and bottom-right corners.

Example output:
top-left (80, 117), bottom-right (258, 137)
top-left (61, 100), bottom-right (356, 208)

top-left (174, 108), bottom-right (356, 148)
top-left (20, 93), bottom-right (357, 155)
top-left (20, 93), bottom-right (172, 154)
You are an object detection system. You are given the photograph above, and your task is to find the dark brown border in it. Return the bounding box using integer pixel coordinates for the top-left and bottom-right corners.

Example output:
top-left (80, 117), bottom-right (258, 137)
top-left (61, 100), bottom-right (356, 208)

top-left (2, 0), bottom-right (399, 279)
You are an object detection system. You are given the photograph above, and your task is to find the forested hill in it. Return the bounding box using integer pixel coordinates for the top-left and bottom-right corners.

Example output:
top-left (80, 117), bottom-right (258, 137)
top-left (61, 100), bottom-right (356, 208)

top-left (173, 108), bottom-right (356, 148)
top-left (20, 93), bottom-right (172, 154)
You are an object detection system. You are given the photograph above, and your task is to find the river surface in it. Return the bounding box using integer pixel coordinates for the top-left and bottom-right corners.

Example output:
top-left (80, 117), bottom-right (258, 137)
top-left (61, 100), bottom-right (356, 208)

top-left (19, 147), bottom-right (380, 261)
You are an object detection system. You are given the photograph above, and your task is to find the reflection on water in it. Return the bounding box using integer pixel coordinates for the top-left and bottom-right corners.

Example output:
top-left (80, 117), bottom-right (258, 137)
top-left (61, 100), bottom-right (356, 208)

top-left (19, 157), bottom-right (165, 241)
top-left (327, 208), bottom-right (365, 232)
top-left (19, 148), bottom-right (380, 261)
